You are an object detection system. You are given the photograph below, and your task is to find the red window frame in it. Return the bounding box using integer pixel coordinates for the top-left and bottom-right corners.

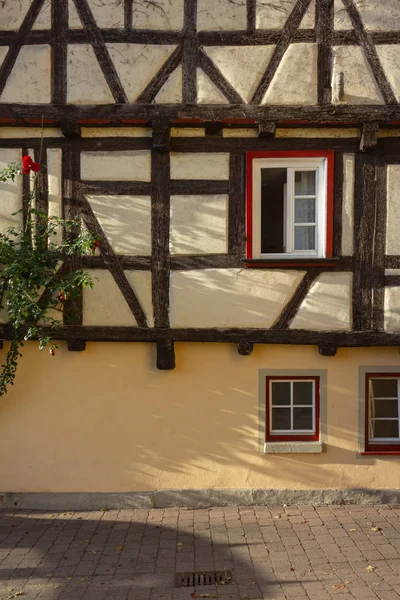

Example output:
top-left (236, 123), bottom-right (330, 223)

top-left (246, 150), bottom-right (334, 260)
top-left (265, 375), bottom-right (320, 443)
top-left (365, 373), bottom-right (400, 454)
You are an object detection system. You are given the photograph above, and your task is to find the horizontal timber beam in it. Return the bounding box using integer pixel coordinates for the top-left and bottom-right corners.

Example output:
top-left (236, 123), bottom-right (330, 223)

top-left (1, 326), bottom-right (400, 346)
top-left (4, 104), bottom-right (400, 124)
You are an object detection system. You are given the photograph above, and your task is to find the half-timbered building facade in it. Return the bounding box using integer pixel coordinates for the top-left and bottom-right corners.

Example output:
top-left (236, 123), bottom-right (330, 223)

top-left (1, 0), bottom-right (400, 506)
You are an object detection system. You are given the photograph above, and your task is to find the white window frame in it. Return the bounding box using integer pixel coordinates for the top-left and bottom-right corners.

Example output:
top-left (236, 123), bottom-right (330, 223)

top-left (269, 379), bottom-right (316, 437)
top-left (252, 157), bottom-right (327, 259)
top-left (369, 376), bottom-right (400, 444)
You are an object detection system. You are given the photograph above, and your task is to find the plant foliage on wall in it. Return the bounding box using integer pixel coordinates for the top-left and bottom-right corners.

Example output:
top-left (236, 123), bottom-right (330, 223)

top-left (0, 150), bottom-right (99, 396)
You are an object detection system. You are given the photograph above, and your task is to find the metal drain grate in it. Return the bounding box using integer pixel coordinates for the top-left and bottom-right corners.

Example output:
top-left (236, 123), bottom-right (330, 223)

top-left (174, 570), bottom-right (233, 588)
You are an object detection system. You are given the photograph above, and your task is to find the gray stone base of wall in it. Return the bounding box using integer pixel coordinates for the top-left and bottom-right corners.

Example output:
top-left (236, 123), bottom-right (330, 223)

top-left (1, 489), bottom-right (400, 510)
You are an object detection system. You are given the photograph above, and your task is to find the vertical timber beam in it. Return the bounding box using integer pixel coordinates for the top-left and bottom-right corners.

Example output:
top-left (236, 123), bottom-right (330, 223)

top-left (333, 152), bottom-right (343, 256)
top-left (353, 154), bottom-right (384, 331)
top-left (247, 0), bottom-right (256, 31)
top-left (52, 0), bottom-right (68, 104)
top-left (228, 153), bottom-right (246, 255)
top-left (183, 0), bottom-right (198, 103)
top-left (62, 148), bottom-right (86, 351)
top-left (151, 121), bottom-right (171, 335)
top-left (316, 0), bottom-right (333, 104)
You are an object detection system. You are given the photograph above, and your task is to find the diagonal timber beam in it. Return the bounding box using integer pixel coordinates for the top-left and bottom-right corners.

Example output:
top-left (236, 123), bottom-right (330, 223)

top-left (136, 47), bottom-right (182, 104)
top-left (272, 270), bottom-right (321, 329)
top-left (250, 0), bottom-right (312, 104)
top-left (198, 49), bottom-right (245, 104)
top-left (72, 0), bottom-right (128, 104)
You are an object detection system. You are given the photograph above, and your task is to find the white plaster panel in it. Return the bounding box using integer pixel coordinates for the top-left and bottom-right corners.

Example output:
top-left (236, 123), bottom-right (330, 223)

top-left (197, 68), bottom-right (228, 104)
top-left (87, 195), bottom-right (151, 255)
top-left (170, 269), bottom-right (304, 328)
top-left (67, 45), bottom-right (114, 105)
top-left (386, 270), bottom-right (400, 276)
top-left (170, 195), bottom-right (228, 255)
top-left (107, 44), bottom-right (176, 103)
top-left (256, 0), bottom-right (315, 29)
top-left (385, 288), bottom-right (400, 332)
top-left (276, 127), bottom-right (360, 138)
top-left (386, 165), bottom-right (400, 255)
top-left (0, 127), bottom-right (62, 138)
top-left (290, 273), bottom-right (352, 331)
top-left (332, 46), bottom-right (383, 104)
top-left (357, 0), bottom-right (400, 31)
top-left (69, 0), bottom-right (124, 28)
top-left (377, 46), bottom-right (400, 103)
top-left (0, 149), bottom-right (23, 234)
top-left (334, 0), bottom-right (353, 30)
top-left (83, 270), bottom-right (153, 327)
top-left (223, 128), bottom-right (258, 138)
top-left (171, 128), bottom-right (205, 137)
top-left (0, 0), bottom-right (49, 30)
top-left (197, 0), bottom-right (246, 31)
top-left (1, 45), bottom-right (51, 104)
top-left (81, 151), bottom-right (151, 181)
top-left (170, 153), bottom-right (229, 180)
top-left (132, 0), bottom-right (184, 30)
top-left (154, 66), bottom-right (182, 103)
top-left (204, 46), bottom-right (275, 104)
top-left (342, 153), bottom-right (354, 256)
top-left (263, 44), bottom-right (317, 105)
top-left (81, 127), bottom-right (152, 138)
top-left (380, 129), bottom-right (400, 138)
top-left (47, 148), bottom-right (63, 244)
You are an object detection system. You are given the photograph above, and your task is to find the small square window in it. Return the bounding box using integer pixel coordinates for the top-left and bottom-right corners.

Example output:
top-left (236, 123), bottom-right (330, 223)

top-left (365, 374), bottom-right (400, 452)
top-left (246, 151), bottom-right (334, 260)
top-left (266, 376), bottom-right (320, 443)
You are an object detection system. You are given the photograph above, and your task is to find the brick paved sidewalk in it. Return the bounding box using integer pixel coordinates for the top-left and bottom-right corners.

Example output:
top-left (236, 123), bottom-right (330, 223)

top-left (1, 504), bottom-right (400, 599)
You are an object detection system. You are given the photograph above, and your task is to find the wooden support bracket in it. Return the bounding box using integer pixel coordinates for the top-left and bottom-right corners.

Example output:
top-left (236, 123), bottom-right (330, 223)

top-left (318, 344), bottom-right (337, 356)
top-left (360, 122), bottom-right (379, 152)
top-left (258, 121), bottom-right (276, 138)
top-left (61, 122), bottom-right (81, 139)
top-left (156, 339), bottom-right (175, 370)
top-left (238, 341), bottom-right (254, 356)
top-left (67, 340), bottom-right (86, 352)
top-left (205, 122), bottom-right (223, 136)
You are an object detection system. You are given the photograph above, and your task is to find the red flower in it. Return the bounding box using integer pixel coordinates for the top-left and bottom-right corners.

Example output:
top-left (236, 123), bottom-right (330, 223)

top-left (22, 155), bottom-right (41, 175)
top-left (49, 348), bottom-right (55, 356)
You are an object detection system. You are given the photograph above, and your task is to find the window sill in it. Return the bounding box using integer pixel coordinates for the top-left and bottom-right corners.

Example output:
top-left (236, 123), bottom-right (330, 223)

top-left (244, 258), bottom-right (347, 269)
top-left (264, 441), bottom-right (323, 454)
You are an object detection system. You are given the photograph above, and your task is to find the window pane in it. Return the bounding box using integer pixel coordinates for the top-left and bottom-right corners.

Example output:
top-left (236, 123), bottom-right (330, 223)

top-left (271, 408), bottom-right (291, 430)
top-left (370, 378), bottom-right (398, 398)
top-left (271, 381), bottom-right (291, 405)
top-left (373, 399), bottom-right (399, 419)
top-left (294, 226), bottom-right (316, 250)
top-left (295, 171), bottom-right (316, 195)
top-left (372, 420), bottom-right (399, 439)
top-left (293, 381), bottom-right (314, 405)
top-left (293, 407), bottom-right (313, 430)
top-left (261, 168), bottom-right (287, 254)
top-left (295, 198), bottom-right (315, 223)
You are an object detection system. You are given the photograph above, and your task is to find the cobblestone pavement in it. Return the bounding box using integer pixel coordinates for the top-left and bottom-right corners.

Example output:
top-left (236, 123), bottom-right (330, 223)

top-left (2, 505), bottom-right (400, 599)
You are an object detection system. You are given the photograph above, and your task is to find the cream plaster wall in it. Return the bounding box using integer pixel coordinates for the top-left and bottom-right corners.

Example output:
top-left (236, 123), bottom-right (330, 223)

top-left (197, 0), bottom-right (246, 31)
top-left (384, 287), bottom-right (400, 332)
top-left (332, 46), bottom-right (383, 105)
top-left (170, 153), bottom-right (229, 180)
top-left (0, 128), bottom-right (62, 139)
top-left (2, 343), bottom-right (400, 492)
top-left (87, 195), bottom-right (151, 255)
top-left (377, 46), bottom-right (400, 103)
top-left (290, 273), bottom-right (352, 331)
top-left (170, 195), bottom-right (228, 254)
top-left (1, 45), bottom-right (51, 104)
top-left (81, 127), bottom-right (152, 138)
top-left (334, 0), bottom-right (353, 30)
top-left (67, 45), bottom-right (114, 105)
top-left (170, 269), bottom-right (305, 328)
top-left (386, 165), bottom-right (400, 255)
top-left (256, 0), bottom-right (315, 30)
top-left (81, 151), bottom-right (151, 182)
top-left (197, 69), bottom-right (228, 104)
top-left (263, 44), bottom-right (318, 105)
top-left (154, 66), bottom-right (182, 103)
top-left (69, 0), bottom-right (124, 29)
top-left (132, 0), bottom-right (184, 30)
top-left (1, 0), bottom-right (50, 30)
top-left (0, 149), bottom-right (22, 235)
top-left (356, 0), bottom-right (400, 31)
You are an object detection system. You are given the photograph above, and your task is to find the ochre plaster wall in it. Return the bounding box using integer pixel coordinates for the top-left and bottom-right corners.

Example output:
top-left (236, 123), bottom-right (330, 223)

top-left (0, 343), bottom-right (400, 493)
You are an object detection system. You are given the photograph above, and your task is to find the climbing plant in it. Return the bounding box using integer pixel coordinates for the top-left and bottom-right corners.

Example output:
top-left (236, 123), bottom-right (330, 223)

top-left (0, 151), bottom-right (99, 396)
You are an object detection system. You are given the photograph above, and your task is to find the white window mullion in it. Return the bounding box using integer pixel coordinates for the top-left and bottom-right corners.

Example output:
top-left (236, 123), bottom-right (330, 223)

top-left (290, 380), bottom-right (294, 431)
top-left (397, 378), bottom-right (400, 440)
top-left (286, 167), bottom-right (294, 254)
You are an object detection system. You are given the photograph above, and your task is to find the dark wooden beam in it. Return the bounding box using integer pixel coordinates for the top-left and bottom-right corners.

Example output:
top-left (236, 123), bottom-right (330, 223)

top-left (182, 0), bottom-right (198, 104)
top-left (258, 121), bottom-right (277, 137)
top-left (171, 180), bottom-right (229, 195)
top-left (385, 275), bottom-right (400, 287)
top-left (170, 137), bottom-right (360, 152)
top-left (247, 0), bottom-right (256, 31)
top-left (67, 340), bottom-right (86, 351)
top-left (228, 153), bottom-right (246, 255)
top-left (372, 158), bottom-right (387, 331)
top-left (0, 0), bottom-right (46, 97)
top-left (272, 270), bottom-right (321, 329)
top-left (124, 0), bottom-right (132, 29)
top-left (52, 0), bottom-right (68, 104)
top-left (333, 152), bottom-right (344, 256)
top-left (360, 122), bottom-right (379, 152)
top-left (71, 0), bottom-right (128, 103)
top-left (81, 181), bottom-right (150, 196)
top-left (136, 47), bottom-right (182, 104)
top-left (341, 0), bottom-right (396, 104)
top-left (238, 341), bottom-right (254, 355)
top-left (251, 0), bottom-right (312, 104)
top-left (61, 123), bottom-right (81, 139)
top-left (156, 339), bottom-right (175, 370)
top-left (198, 49), bottom-right (244, 104)
top-left (319, 344), bottom-right (337, 356)
top-left (316, 0), bottom-right (333, 104)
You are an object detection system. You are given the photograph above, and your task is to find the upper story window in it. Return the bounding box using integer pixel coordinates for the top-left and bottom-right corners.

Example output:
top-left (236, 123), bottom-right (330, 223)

top-left (366, 374), bottom-right (400, 453)
top-left (246, 151), bottom-right (334, 260)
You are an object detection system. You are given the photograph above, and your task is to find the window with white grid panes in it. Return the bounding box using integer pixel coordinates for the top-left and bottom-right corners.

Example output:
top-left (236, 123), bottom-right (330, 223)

top-left (265, 376), bottom-right (320, 442)
top-left (366, 375), bottom-right (400, 451)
